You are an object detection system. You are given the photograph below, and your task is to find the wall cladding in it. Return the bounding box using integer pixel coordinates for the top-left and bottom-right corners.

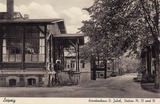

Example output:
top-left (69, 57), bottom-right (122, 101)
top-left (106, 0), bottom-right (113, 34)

top-left (0, 74), bottom-right (45, 87)
top-left (0, 75), bottom-right (6, 87)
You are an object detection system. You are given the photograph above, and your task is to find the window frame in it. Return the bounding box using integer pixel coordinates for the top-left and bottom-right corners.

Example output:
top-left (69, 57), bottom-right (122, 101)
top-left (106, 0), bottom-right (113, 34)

top-left (1, 25), bottom-right (46, 63)
top-left (2, 26), bottom-right (23, 62)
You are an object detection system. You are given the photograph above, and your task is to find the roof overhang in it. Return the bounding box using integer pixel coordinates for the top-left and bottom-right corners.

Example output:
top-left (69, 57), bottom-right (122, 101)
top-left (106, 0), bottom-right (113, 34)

top-left (0, 19), bottom-right (64, 24)
top-left (0, 19), bottom-right (67, 34)
top-left (54, 34), bottom-right (84, 46)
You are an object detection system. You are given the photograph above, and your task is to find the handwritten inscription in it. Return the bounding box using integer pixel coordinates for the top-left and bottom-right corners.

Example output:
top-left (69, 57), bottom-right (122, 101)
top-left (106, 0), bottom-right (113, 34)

top-left (3, 98), bottom-right (16, 103)
top-left (88, 98), bottom-right (156, 103)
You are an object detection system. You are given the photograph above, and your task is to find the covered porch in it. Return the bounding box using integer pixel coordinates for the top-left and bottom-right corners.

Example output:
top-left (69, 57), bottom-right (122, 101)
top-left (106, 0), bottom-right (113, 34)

top-left (47, 34), bottom-right (84, 86)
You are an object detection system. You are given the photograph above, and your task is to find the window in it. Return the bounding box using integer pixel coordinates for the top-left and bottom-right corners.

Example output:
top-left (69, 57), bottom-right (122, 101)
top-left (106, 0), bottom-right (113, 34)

top-left (67, 65), bottom-right (70, 68)
top-left (25, 26), bottom-right (45, 62)
top-left (80, 60), bottom-right (85, 68)
top-left (71, 60), bottom-right (75, 68)
top-left (2, 25), bottom-right (45, 63)
top-left (2, 26), bottom-right (22, 62)
top-left (27, 78), bottom-right (36, 86)
top-left (9, 79), bottom-right (17, 87)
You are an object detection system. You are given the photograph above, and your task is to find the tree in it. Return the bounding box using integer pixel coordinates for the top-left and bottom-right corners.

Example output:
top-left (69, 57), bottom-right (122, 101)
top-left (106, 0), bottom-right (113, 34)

top-left (139, 0), bottom-right (160, 89)
top-left (119, 54), bottom-right (140, 73)
top-left (80, 0), bottom-right (160, 89)
top-left (81, 0), bottom-right (149, 58)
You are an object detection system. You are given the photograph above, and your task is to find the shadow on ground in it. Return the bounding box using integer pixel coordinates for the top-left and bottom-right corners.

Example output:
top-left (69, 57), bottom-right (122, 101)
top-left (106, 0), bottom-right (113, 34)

top-left (141, 82), bottom-right (160, 93)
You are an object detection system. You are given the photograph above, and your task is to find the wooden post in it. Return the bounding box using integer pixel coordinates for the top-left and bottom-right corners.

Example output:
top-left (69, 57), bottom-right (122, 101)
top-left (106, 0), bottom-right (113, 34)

top-left (75, 44), bottom-right (78, 71)
top-left (104, 59), bottom-right (107, 79)
top-left (53, 38), bottom-right (56, 64)
top-left (97, 55), bottom-right (100, 68)
top-left (49, 34), bottom-right (51, 69)
top-left (90, 55), bottom-right (93, 80)
top-left (21, 25), bottom-right (25, 69)
top-left (0, 26), bottom-right (2, 69)
top-left (92, 55), bottom-right (96, 80)
top-left (68, 40), bottom-right (79, 71)
top-left (44, 25), bottom-right (47, 65)
top-left (77, 39), bottom-right (80, 71)
top-left (60, 46), bottom-right (65, 70)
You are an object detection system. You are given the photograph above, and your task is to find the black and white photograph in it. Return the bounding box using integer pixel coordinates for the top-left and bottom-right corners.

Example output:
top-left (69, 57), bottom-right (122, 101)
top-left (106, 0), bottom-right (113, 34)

top-left (0, 0), bottom-right (160, 103)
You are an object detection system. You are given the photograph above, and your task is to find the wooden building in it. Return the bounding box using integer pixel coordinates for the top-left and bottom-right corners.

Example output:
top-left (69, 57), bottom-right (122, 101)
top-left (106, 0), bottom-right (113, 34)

top-left (64, 51), bottom-right (91, 83)
top-left (0, 0), bottom-right (84, 87)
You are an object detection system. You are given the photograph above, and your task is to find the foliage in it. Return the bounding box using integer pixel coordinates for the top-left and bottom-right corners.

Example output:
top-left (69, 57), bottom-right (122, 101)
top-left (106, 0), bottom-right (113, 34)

top-left (119, 53), bottom-right (140, 73)
top-left (80, 0), bottom-right (156, 59)
top-left (80, 0), bottom-right (160, 89)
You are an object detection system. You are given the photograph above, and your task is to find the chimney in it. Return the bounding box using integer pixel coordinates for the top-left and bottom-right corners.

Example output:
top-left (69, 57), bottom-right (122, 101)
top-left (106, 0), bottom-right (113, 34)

top-left (24, 14), bottom-right (29, 19)
top-left (7, 0), bottom-right (14, 20)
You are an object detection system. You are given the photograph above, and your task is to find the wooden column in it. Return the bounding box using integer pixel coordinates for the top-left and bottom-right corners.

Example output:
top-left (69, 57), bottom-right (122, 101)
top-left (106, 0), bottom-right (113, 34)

top-left (60, 46), bottom-right (65, 70)
top-left (62, 47), bottom-right (65, 70)
top-left (92, 55), bottom-right (96, 80)
top-left (104, 59), bottom-right (107, 79)
top-left (0, 26), bottom-right (3, 69)
top-left (53, 38), bottom-right (56, 64)
top-left (77, 39), bottom-right (80, 71)
top-left (44, 25), bottom-right (47, 65)
top-left (69, 40), bottom-right (79, 71)
top-left (21, 25), bottom-right (25, 69)
top-left (51, 34), bottom-right (54, 69)
top-left (49, 34), bottom-right (51, 69)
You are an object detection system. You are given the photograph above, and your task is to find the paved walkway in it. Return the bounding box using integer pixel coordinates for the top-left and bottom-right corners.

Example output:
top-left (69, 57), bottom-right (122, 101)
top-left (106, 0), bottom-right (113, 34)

top-left (0, 73), bottom-right (159, 97)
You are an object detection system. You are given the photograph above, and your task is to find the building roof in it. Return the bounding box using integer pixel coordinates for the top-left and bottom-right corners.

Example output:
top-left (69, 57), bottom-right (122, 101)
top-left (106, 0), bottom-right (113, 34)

top-left (0, 18), bottom-right (67, 34)
top-left (54, 34), bottom-right (84, 38)
top-left (0, 18), bottom-right (64, 24)
top-left (54, 34), bottom-right (84, 46)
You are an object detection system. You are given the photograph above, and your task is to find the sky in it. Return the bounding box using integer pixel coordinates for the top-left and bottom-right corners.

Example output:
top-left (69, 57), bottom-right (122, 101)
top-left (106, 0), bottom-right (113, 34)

top-left (0, 0), bottom-right (94, 33)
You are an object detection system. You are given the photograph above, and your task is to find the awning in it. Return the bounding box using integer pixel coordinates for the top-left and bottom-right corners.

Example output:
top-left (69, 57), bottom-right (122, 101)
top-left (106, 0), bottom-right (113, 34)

top-left (54, 34), bottom-right (84, 46)
top-left (0, 19), bottom-right (67, 34)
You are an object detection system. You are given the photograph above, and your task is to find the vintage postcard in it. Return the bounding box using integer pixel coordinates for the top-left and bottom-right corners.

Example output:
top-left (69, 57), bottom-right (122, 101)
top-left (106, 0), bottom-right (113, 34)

top-left (0, 0), bottom-right (160, 104)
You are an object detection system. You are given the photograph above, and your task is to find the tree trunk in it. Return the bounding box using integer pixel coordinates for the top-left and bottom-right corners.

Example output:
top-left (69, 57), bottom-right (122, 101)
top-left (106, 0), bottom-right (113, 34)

top-left (154, 41), bottom-right (160, 89)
